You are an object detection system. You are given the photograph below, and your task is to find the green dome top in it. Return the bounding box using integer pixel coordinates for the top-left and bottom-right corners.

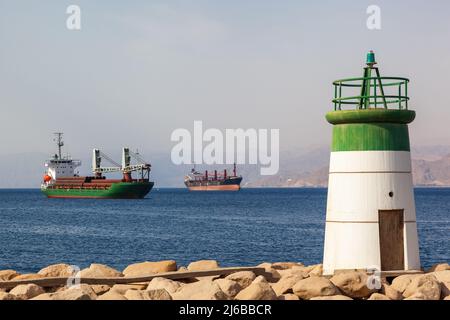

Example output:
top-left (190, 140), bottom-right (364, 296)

top-left (326, 108), bottom-right (416, 125)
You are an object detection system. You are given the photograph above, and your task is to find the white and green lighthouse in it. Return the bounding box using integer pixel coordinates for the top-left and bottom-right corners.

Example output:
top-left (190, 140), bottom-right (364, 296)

top-left (323, 51), bottom-right (421, 275)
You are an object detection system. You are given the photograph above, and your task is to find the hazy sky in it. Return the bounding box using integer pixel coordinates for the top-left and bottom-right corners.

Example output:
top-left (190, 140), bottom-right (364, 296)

top-left (1, 0), bottom-right (450, 160)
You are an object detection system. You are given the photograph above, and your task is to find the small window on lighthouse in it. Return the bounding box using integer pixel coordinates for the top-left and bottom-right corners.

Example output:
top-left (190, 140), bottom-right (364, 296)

top-left (389, 191), bottom-right (394, 197)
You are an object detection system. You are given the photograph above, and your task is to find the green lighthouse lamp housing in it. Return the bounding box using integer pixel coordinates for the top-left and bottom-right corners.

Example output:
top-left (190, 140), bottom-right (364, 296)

top-left (326, 51), bottom-right (416, 152)
top-left (366, 50), bottom-right (376, 66)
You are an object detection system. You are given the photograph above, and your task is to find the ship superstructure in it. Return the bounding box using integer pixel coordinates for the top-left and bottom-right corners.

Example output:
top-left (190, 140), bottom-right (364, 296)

top-left (43, 132), bottom-right (82, 181)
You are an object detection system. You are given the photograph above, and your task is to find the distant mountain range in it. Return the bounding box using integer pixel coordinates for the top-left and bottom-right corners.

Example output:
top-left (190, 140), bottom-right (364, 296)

top-left (0, 145), bottom-right (449, 188)
top-left (245, 145), bottom-right (450, 187)
top-left (412, 154), bottom-right (450, 186)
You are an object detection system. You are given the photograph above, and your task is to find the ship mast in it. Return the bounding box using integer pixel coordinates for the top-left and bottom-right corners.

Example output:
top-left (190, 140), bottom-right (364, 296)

top-left (53, 132), bottom-right (64, 159)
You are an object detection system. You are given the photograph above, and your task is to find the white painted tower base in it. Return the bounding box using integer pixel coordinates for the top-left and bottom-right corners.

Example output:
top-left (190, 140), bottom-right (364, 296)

top-left (323, 150), bottom-right (421, 275)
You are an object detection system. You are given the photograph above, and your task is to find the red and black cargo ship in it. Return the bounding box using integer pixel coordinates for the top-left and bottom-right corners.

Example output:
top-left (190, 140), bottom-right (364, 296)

top-left (184, 163), bottom-right (242, 191)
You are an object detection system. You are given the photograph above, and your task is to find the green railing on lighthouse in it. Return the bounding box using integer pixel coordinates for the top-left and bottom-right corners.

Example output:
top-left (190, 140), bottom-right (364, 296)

top-left (333, 51), bottom-right (409, 111)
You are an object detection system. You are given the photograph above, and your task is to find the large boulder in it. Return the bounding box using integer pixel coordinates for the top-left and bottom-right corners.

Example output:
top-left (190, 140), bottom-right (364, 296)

top-left (13, 273), bottom-right (44, 280)
top-left (187, 260), bottom-right (221, 281)
top-left (214, 279), bottom-right (242, 298)
top-left (427, 263), bottom-right (450, 272)
top-left (78, 263), bottom-right (123, 278)
top-left (171, 280), bottom-right (228, 300)
top-left (256, 263), bottom-right (281, 282)
top-left (390, 274), bottom-right (418, 293)
top-left (310, 295), bottom-right (353, 300)
top-left (50, 285), bottom-right (97, 300)
top-left (91, 285), bottom-right (111, 295)
top-left (234, 279), bottom-right (277, 300)
top-left (38, 264), bottom-right (75, 278)
top-left (187, 260), bottom-right (219, 271)
top-left (403, 274), bottom-right (441, 300)
top-left (381, 284), bottom-right (403, 300)
top-left (123, 260), bottom-right (177, 277)
top-left (9, 284), bottom-right (45, 300)
top-left (368, 293), bottom-right (391, 300)
top-left (0, 270), bottom-right (20, 281)
top-left (125, 289), bottom-right (172, 300)
top-left (57, 284), bottom-right (97, 300)
top-left (225, 271), bottom-right (256, 289)
top-left (292, 277), bottom-right (339, 300)
top-left (271, 274), bottom-right (304, 296)
top-left (330, 271), bottom-right (376, 298)
top-left (97, 290), bottom-right (127, 300)
top-left (79, 284), bottom-right (99, 299)
top-left (147, 277), bottom-right (182, 294)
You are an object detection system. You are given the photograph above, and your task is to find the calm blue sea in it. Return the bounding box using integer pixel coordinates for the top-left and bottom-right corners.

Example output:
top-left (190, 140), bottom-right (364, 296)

top-left (0, 188), bottom-right (448, 273)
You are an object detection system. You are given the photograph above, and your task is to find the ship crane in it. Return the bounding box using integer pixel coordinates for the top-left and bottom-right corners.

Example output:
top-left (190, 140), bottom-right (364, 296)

top-left (92, 148), bottom-right (151, 181)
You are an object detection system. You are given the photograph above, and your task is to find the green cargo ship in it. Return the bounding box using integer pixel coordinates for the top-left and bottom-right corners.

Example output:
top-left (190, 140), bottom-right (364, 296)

top-left (41, 133), bottom-right (154, 199)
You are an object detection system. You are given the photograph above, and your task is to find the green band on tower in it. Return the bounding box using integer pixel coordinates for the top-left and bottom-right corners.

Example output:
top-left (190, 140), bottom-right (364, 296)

top-left (331, 122), bottom-right (410, 152)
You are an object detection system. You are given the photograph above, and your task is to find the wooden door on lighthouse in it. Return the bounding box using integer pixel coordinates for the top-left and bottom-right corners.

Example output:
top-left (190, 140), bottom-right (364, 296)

top-left (378, 209), bottom-right (405, 270)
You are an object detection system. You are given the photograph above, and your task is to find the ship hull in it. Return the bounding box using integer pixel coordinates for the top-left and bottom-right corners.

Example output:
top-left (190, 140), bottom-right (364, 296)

top-left (41, 181), bottom-right (154, 199)
top-left (185, 177), bottom-right (242, 191)
top-left (186, 184), bottom-right (240, 191)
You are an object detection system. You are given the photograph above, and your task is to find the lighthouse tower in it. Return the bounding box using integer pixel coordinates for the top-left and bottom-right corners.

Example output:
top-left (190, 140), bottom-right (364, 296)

top-left (322, 51), bottom-right (421, 275)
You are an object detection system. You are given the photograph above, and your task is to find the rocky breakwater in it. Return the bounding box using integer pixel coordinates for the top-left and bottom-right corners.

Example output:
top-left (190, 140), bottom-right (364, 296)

top-left (0, 260), bottom-right (449, 300)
